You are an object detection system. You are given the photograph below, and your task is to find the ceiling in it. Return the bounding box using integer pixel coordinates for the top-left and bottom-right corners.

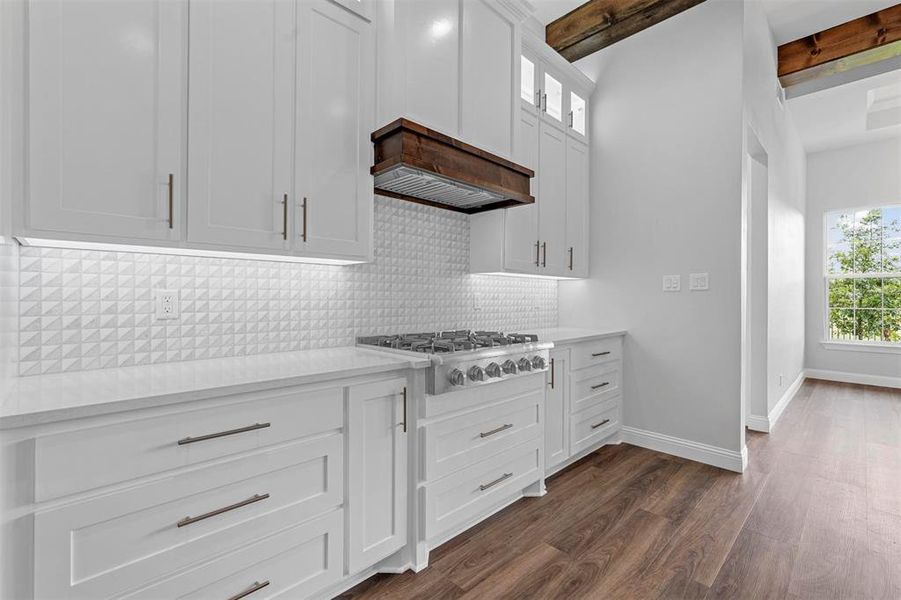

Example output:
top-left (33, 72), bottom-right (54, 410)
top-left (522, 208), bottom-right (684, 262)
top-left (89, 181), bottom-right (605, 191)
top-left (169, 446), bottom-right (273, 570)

top-left (787, 67), bottom-right (901, 153)
top-left (761, 0), bottom-right (898, 45)
top-left (529, 0), bottom-right (587, 26)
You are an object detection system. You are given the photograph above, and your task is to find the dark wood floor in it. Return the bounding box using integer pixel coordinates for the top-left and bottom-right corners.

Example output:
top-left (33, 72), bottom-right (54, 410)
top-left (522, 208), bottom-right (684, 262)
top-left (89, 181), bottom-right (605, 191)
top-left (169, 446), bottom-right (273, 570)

top-left (339, 379), bottom-right (901, 599)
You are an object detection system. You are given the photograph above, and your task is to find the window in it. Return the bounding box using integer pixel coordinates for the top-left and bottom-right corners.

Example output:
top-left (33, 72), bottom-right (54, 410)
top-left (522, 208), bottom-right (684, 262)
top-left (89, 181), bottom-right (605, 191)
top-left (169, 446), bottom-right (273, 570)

top-left (825, 205), bottom-right (901, 344)
top-left (521, 56), bottom-right (535, 105)
top-left (569, 91), bottom-right (585, 135)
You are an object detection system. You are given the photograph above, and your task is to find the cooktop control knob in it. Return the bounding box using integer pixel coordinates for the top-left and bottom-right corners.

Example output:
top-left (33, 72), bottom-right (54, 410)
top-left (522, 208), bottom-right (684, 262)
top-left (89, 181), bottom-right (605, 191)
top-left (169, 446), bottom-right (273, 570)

top-left (485, 362), bottom-right (502, 378)
top-left (468, 365), bottom-right (486, 382)
top-left (502, 360), bottom-right (518, 375)
top-left (518, 357), bottom-right (533, 372)
top-left (448, 368), bottom-right (465, 386)
top-left (531, 356), bottom-right (546, 370)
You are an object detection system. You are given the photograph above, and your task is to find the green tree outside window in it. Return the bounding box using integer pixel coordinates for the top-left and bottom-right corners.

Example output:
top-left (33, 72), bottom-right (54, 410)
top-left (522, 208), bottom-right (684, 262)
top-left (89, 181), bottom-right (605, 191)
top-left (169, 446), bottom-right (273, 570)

top-left (826, 206), bottom-right (901, 343)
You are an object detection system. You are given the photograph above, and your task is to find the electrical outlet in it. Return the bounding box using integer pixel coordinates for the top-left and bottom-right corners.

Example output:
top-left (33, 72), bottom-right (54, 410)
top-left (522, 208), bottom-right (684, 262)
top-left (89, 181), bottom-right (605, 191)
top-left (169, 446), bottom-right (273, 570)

top-left (689, 272), bottom-right (709, 291)
top-left (663, 275), bottom-right (681, 292)
top-left (154, 289), bottom-right (179, 320)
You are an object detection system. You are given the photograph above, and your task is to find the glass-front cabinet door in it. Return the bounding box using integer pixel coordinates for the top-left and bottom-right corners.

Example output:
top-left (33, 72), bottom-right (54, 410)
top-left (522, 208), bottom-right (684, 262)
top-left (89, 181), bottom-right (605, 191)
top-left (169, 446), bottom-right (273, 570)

top-left (568, 90), bottom-right (587, 140)
top-left (520, 51), bottom-right (539, 112)
top-left (543, 71), bottom-right (564, 124)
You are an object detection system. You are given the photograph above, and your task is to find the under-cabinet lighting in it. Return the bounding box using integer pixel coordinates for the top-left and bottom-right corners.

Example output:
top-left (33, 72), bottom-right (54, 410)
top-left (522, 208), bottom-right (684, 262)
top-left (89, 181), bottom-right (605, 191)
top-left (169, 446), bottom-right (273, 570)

top-left (472, 271), bottom-right (580, 281)
top-left (15, 238), bottom-right (367, 266)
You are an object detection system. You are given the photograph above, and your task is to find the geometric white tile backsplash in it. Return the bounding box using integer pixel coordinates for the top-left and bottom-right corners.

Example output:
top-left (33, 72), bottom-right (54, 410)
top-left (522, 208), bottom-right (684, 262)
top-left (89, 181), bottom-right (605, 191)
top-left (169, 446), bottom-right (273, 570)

top-left (18, 196), bottom-right (557, 375)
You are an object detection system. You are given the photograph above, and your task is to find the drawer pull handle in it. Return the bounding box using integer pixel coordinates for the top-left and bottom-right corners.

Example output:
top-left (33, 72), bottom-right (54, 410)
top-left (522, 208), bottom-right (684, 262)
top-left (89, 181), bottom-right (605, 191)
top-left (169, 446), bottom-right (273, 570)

top-left (176, 493), bottom-right (269, 528)
top-left (177, 422), bottom-right (271, 445)
top-left (227, 580), bottom-right (270, 600)
top-left (479, 472), bottom-right (513, 491)
top-left (590, 382), bottom-right (610, 390)
top-left (592, 351), bottom-right (611, 357)
top-left (480, 423), bottom-right (513, 438)
top-left (591, 419), bottom-right (611, 430)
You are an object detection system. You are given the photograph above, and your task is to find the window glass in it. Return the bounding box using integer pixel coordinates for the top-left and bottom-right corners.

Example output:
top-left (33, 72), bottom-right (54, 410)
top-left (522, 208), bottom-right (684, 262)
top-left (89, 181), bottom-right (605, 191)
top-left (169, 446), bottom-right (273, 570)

top-left (570, 91), bottom-right (585, 135)
top-left (521, 56), bottom-right (535, 105)
top-left (825, 205), bottom-right (901, 343)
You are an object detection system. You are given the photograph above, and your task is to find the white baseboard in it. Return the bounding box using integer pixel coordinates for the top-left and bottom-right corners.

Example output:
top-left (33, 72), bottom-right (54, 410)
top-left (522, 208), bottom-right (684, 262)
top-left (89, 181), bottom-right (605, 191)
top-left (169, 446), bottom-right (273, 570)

top-left (621, 426), bottom-right (745, 473)
top-left (806, 368), bottom-right (901, 390)
top-left (746, 370), bottom-right (806, 433)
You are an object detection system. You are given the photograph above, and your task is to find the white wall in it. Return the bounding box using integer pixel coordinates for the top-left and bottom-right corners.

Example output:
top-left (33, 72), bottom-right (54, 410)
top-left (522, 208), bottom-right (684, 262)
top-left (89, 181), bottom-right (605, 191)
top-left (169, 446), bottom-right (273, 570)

top-left (805, 138), bottom-right (901, 381)
top-left (743, 0), bottom-right (807, 419)
top-left (562, 0), bottom-right (745, 454)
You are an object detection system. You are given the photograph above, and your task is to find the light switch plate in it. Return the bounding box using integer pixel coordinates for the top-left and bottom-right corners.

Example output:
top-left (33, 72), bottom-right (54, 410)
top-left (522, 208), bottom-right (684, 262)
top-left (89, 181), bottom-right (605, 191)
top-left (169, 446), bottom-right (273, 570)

top-left (663, 275), bottom-right (681, 292)
top-left (154, 289), bottom-right (179, 320)
top-left (689, 272), bottom-right (709, 291)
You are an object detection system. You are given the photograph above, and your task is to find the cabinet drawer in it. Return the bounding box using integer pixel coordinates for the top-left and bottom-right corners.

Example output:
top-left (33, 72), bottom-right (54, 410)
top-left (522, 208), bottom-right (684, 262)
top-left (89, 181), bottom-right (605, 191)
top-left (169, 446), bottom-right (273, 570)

top-left (423, 441), bottom-right (540, 541)
top-left (570, 397), bottom-right (620, 456)
top-left (569, 336), bottom-right (622, 371)
top-left (34, 435), bottom-right (342, 600)
top-left (571, 361), bottom-right (621, 414)
top-left (422, 388), bottom-right (542, 481)
top-left (123, 510), bottom-right (343, 600)
top-left (35, 384), bottom-right (343, 501)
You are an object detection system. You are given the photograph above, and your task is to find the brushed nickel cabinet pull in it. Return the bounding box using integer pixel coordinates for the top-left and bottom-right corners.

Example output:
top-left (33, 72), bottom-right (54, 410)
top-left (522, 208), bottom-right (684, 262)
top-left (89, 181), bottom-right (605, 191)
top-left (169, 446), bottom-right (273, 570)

top-left (568, 110), bottom-right (574, 128)
top-left (591, 419), bottom-right (611, 430)
top-left (301, 197), bottom-right (308, 242)
top-left (591, 382), bottom-right (610, 390)
top-left (535, 89), bottom-right (541, 107)
top-left (177, 422), bottom-right (271, 446)
top-left (541, 92), bottom-right (547, 112)
top-left (535, 240), bottom-right (541, 267)
top-left (167, 173), bottom-right (174, 229)
top-left (176, 493), bottom-right (269, 528)
top-left (479, 472), bottom-right (513, 491)
top-left (548, 358), bottom-right (555, 389)
top-left (282, 194), bottom-right (288, 240)
top-left (227, 580), bottom-right (270, 600)
top-left (592, 351), bottom-right (611, 357)
top-left (402, 386), bottom-right (407, 433)
top-left (480, 423), bottom-right (513, 438)
top-left (568, 247), bottom-right (574, 271)
top-left (541, 242), bottom-right (547, 267)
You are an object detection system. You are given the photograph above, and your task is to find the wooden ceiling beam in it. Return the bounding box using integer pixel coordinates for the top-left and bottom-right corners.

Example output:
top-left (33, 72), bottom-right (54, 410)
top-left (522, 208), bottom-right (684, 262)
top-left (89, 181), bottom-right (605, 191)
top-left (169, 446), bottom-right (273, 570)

top-left (777, 4), bottom-right (901, 80)
top-left (546, 0), bottom-right (707, 62)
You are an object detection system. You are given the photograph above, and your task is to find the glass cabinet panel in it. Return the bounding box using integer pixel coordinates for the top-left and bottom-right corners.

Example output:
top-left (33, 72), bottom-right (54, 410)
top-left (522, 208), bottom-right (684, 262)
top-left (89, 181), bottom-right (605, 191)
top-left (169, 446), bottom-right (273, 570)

top-left (570, 91), bottom-right (586, 135)
top-left (521, 55), bottom-right (535, 105)
top-left (544, 72), bottom-right (562, 121)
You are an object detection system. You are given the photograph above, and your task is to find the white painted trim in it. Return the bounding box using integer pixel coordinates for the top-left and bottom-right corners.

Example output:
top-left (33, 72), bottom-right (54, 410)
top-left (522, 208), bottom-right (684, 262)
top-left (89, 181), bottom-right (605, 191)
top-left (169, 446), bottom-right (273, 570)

top-left (768, 370), bottom-right (805, 429)
top-left (820, 340), bottom-right (901, 355)
top-left (620, 426), bottom-right (745, 473)
top-left (806, 368), bottom-right (901, 390)
top-left (745, 414), bottom-right (770, 433)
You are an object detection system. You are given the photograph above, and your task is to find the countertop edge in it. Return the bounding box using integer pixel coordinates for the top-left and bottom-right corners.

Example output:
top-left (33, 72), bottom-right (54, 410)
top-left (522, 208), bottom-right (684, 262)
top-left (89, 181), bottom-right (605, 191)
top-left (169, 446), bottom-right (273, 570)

top-left (539, 329), bottom-right (627, 346)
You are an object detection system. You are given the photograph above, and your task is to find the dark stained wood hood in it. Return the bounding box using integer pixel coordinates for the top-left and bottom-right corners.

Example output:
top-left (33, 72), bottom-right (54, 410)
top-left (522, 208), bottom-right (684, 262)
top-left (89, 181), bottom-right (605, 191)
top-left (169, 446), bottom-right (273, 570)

top-left (370, 118), bottom-right (534, 214)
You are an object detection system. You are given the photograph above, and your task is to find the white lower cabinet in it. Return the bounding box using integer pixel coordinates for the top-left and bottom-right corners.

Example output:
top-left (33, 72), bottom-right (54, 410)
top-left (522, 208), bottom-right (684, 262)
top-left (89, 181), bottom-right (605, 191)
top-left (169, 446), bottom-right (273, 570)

top-left (347, 378), bottom-right (408, 573)
top-left (544, 335), bottom-right (625, 477)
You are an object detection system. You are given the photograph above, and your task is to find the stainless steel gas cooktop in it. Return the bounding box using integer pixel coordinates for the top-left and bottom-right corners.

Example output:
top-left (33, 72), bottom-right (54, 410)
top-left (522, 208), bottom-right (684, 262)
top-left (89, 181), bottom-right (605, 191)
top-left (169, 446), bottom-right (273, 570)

top-left (357, 330), bottom-right (552, 395)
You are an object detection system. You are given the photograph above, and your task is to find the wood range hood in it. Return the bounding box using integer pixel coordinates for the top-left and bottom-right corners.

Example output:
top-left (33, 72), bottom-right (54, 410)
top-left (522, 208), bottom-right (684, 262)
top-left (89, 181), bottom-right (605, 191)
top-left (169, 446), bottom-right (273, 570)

top-left (371, 118), bottom-right (535, 214)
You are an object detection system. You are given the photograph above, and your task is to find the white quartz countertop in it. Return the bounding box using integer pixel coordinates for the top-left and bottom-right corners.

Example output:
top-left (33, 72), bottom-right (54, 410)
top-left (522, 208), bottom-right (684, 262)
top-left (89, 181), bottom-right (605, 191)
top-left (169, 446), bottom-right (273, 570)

top-left (0, 347), bottom-right (429, 430)
top-left (534, 327), bottom-right (627, 345)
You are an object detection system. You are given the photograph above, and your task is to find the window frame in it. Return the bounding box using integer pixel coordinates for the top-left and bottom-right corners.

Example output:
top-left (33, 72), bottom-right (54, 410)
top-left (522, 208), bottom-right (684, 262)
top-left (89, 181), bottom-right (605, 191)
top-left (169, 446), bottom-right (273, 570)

top-left (822, 203), bottom-right (901, 349)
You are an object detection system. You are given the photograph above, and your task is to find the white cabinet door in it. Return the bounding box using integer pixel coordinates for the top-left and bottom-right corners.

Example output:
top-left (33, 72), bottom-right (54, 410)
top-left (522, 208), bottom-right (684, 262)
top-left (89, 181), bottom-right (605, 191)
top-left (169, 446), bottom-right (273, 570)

top-left (348, 378), bottom-right (408, 573)
top-left (545, 350), bottom-right (569, 470)
top-left (186, 0), bottom-right (294, 250)
top-left (504, 108), bottom-right (540, 273)
top-left (460, 0), bottom-right (515, 160)
top-left (565, 138), bottom-right (590, 277)
top-left (398, 0), bottom-right (459, 137)
top-left (296, 0), bottom-right (373, 260)
top-left (538, 122), bottom-right (567, 275)
top-left (26, 0), bottom-right (185, 242)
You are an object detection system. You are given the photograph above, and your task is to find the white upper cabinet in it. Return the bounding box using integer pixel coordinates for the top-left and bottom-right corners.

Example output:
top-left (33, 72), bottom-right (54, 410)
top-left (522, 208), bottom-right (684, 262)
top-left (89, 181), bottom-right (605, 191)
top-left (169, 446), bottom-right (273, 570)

top-left (187, 0), bottom-right (294, 251)
top-left (295, 0), bottom-right (374, 260)
top-left (460, 0), bottom-right (516, 159)
top-left (470, 34), bottom-right (595, 279)
top-left (379, 0), bottom-right (526, 163)
top-left (565, 137), bottom-right (590, 277)
top-left (26, 0), bottom-right (186, 243)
